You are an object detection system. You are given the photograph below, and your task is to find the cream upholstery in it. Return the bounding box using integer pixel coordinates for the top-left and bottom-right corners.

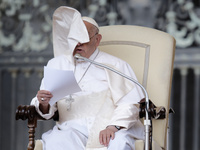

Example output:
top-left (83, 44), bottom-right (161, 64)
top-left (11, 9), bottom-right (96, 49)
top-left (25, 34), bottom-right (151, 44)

top-left (34, 25), bottom-right (175, 150)
top-left (34, 140), bottom-right (43, 150)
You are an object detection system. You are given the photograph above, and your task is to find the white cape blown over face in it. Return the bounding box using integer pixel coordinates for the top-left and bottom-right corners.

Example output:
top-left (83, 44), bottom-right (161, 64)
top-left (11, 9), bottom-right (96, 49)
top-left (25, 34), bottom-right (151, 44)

top-left (52, 6), bottom-right (90, 63)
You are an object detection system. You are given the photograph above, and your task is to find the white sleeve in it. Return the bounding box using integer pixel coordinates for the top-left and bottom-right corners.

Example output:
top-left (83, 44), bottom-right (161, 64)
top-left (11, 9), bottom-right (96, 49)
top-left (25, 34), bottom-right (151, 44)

top-left (30, 59), bottom-right (58, 119)
top-left (30, 96), bottom-right (57, 120)
top-left (109, 61), bottom-right (144, 129)
top-left (109, 86), bottom-right (143, 129)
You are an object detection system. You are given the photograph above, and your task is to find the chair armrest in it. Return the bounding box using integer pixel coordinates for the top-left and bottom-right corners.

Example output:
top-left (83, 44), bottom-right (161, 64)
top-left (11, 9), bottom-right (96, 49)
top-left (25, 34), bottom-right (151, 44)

top-left (15, 105), bottom-right (37, 150)
top-left (16, 105), bottom-right (42, 150)
top-left (16, 105), bottom-right (59, 121)
top-left (16, 105), bottom-right (43, 122)
top-left (15, 105), bottom-right (59, 150)
top-left (139, 98), bottom-right (166, 119)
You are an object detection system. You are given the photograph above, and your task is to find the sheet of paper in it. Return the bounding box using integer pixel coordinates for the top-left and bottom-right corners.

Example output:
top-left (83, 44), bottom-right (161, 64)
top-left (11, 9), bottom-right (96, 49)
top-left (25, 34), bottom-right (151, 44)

top-left (43, 66), bottom-right (81, 106)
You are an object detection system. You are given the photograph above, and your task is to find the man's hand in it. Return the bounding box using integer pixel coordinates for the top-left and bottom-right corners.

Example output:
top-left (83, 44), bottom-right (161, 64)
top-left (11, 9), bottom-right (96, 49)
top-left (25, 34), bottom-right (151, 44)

top-left (99, 126), bottom-right (118, 147)
top-left (37, 90), bottom-right (53, 114)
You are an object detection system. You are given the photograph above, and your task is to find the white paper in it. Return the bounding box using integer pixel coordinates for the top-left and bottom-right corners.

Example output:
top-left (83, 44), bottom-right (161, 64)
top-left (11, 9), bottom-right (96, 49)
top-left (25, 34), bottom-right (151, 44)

top-left (43, 66), bottom-right (81, 106)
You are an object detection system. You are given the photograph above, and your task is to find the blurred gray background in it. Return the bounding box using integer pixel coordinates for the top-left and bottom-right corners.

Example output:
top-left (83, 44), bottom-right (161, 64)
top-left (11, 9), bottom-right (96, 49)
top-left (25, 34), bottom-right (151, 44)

top-left (0, 0), bottom-right (200, 150)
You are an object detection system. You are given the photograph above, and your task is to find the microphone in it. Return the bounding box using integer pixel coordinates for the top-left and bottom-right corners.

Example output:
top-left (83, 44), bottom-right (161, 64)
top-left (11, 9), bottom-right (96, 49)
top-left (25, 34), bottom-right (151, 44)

top-left (74, 53), bottom-right (151, 150)
top-left (74, 54), bottom-right (83, 60)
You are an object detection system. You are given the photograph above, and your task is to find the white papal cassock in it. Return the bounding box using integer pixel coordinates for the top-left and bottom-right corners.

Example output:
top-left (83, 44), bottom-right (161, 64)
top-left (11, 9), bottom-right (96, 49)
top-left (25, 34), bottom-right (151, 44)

top-left (31, 6), bottom-right (145, 150)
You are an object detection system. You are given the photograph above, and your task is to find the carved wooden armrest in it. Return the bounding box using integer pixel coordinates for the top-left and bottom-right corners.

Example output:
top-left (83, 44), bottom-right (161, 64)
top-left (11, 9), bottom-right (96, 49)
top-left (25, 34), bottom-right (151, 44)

top-left (138, 98), bottom-right (166, 119)
top-left (16, 105), bottom-right (41, 150)
top-left (16, 105), bottom-right (59, 150)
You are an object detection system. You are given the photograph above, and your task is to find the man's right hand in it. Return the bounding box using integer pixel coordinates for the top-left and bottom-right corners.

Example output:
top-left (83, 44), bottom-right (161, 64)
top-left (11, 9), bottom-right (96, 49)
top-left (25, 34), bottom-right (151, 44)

top-left (37, 90), bottom-right (53, 114)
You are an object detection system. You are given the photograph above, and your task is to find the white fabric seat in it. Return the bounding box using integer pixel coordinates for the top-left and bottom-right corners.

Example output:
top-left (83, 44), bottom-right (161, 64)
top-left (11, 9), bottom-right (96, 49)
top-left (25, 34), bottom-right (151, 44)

top-left (34, 25), bottom-right (176, 150)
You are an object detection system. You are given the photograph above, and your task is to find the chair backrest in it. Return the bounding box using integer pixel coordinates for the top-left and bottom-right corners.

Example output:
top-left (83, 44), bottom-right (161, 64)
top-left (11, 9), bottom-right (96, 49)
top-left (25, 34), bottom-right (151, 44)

top-left (98, 25), bottom-right (176, 149)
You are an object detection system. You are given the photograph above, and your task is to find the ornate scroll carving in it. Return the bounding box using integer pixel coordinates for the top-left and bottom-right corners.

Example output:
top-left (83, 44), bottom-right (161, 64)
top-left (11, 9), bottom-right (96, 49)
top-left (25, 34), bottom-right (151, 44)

top-left (155, 0), bottom-right (200, 48)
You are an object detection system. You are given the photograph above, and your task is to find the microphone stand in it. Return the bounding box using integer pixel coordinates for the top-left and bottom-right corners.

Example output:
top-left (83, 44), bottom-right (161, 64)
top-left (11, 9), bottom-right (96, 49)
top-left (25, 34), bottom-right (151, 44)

top-left (74, 54), bottom-right (151, 150)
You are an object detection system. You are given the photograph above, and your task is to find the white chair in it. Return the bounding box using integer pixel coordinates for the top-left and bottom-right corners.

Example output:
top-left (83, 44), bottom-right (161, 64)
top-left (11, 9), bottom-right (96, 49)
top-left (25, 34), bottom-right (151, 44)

top-left (98, 25), bottom-right (176, 150)
top-left (16, 25), bottom-right (176, 150)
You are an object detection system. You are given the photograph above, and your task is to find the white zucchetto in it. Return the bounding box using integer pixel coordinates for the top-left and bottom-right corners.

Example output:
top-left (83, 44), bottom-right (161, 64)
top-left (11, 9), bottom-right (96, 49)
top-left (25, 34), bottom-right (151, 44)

top-left (82, 16), bottom-right (99, 30)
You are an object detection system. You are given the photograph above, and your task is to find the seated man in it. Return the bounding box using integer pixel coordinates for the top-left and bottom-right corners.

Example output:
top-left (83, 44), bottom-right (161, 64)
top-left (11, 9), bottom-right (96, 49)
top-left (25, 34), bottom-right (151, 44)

top-left (31, 6), bottom-right (144, 150)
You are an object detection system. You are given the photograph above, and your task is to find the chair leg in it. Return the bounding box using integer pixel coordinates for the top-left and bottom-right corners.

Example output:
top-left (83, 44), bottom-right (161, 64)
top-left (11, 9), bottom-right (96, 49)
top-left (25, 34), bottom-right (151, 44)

top-left (27, 125), bottom-right (35, 150)
top-left (27, 107), bottom-right (38, 150)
